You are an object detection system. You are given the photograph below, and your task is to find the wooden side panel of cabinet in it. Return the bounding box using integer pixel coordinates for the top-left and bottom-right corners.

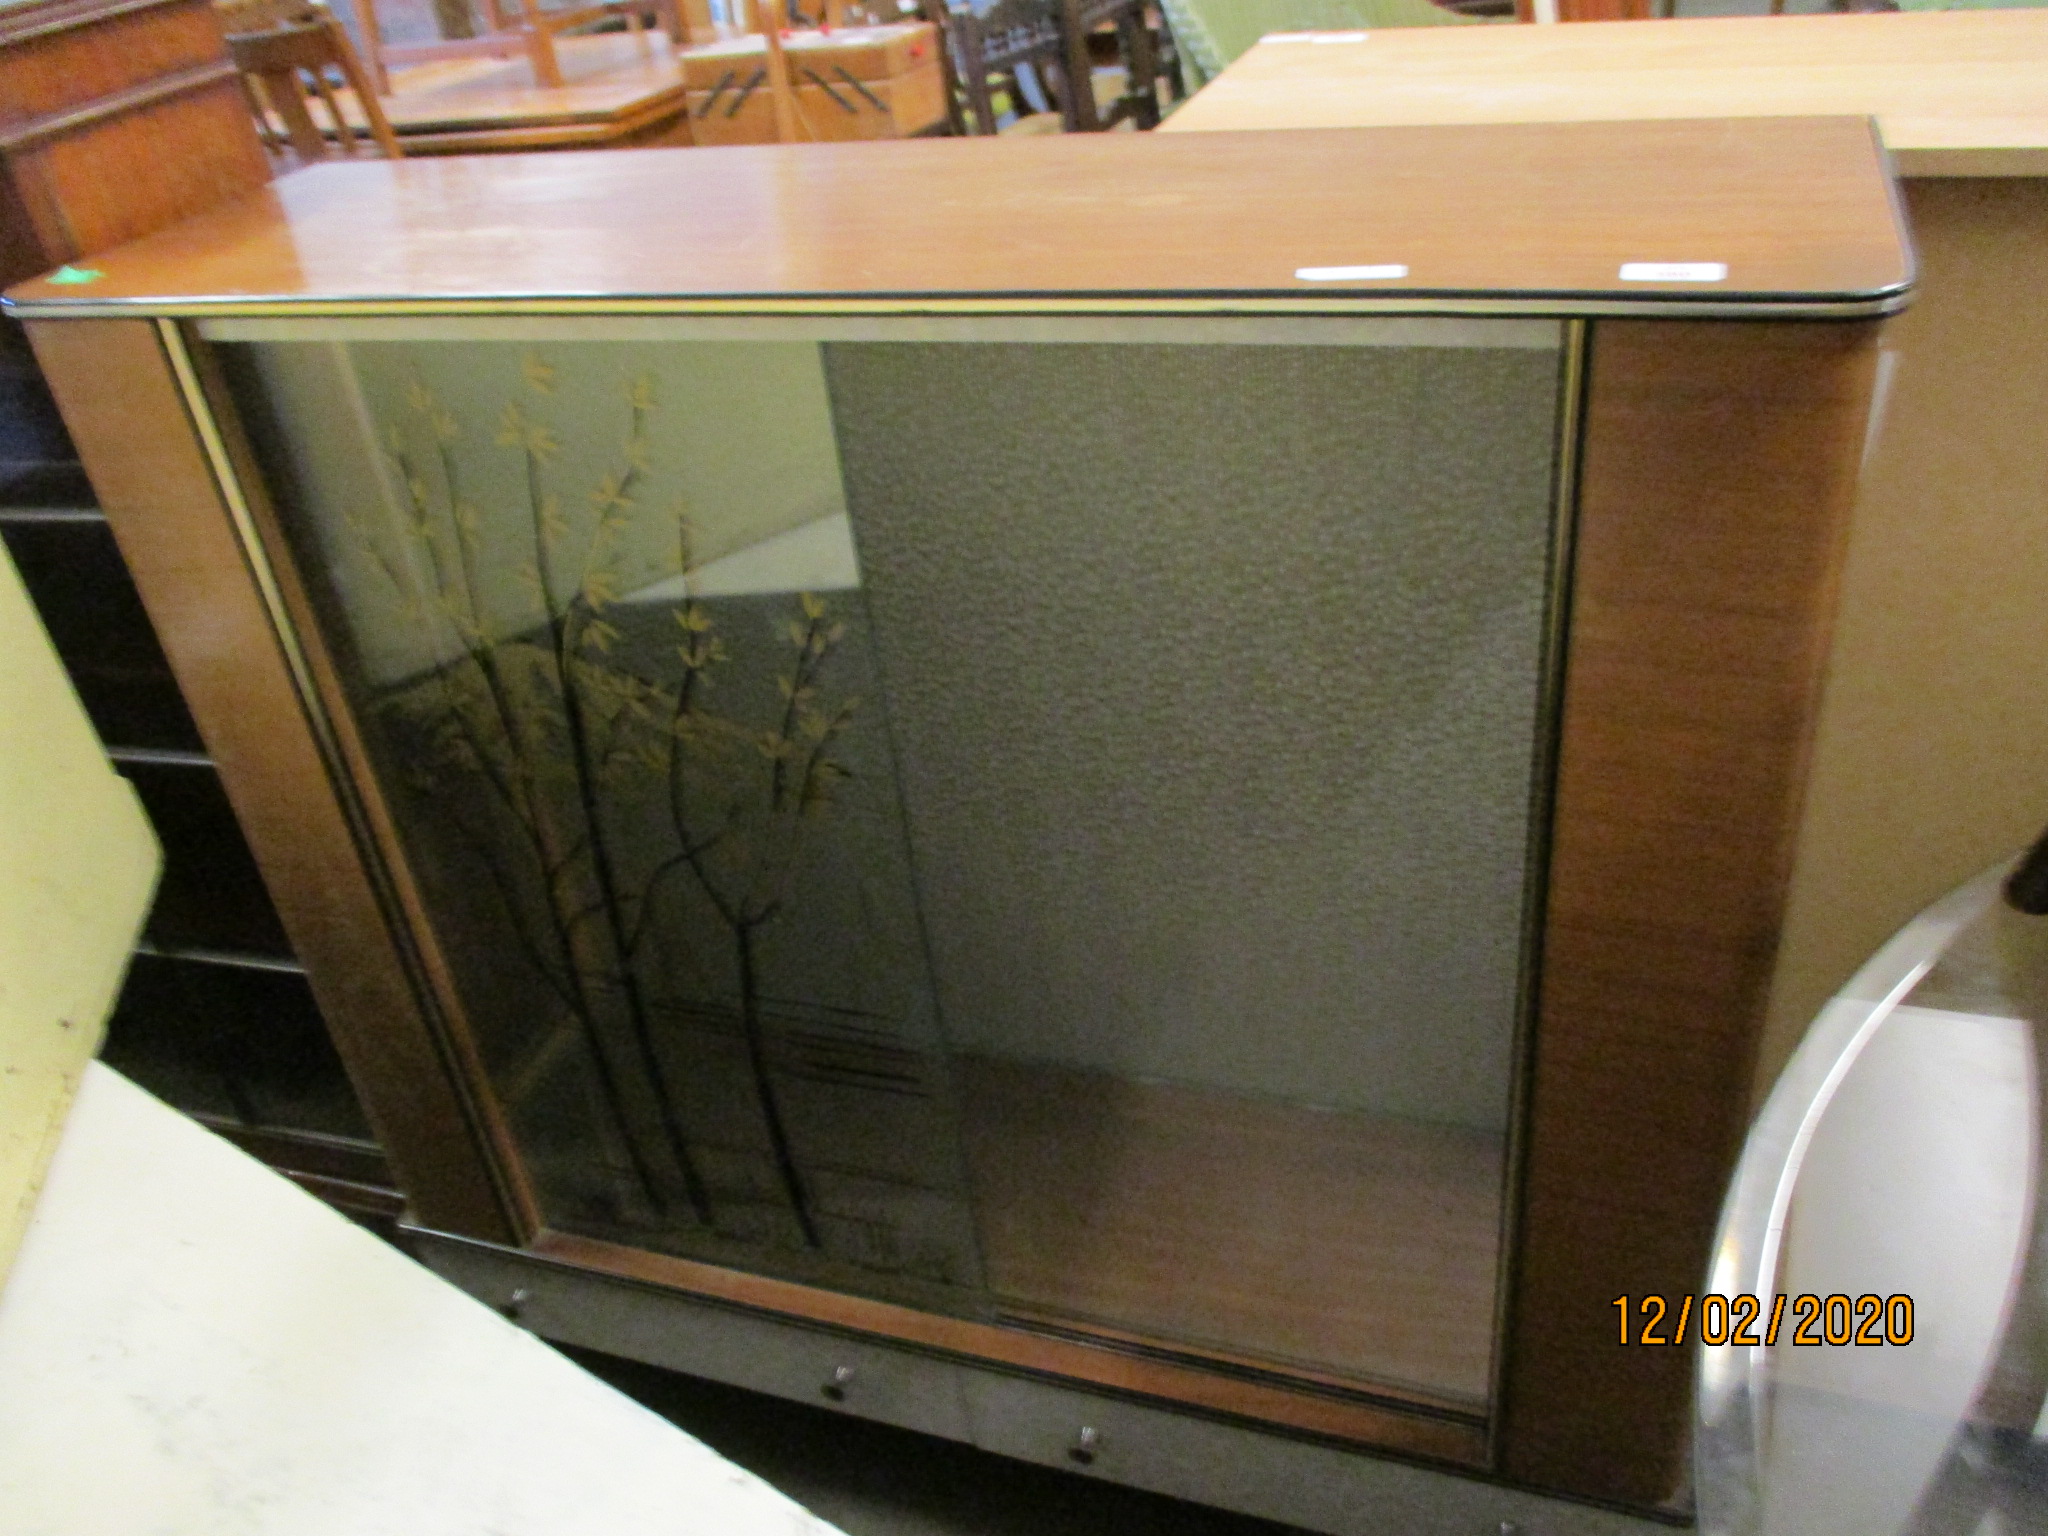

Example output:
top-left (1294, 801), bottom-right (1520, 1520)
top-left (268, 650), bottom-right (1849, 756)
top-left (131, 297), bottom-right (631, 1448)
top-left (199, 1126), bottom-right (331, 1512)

top-left (1498, 319), bottom-right (1881, 1507)
top-left (0, 0), bottom-right (269, 287)
top-left (24, 317), bottom-right (518, 1245)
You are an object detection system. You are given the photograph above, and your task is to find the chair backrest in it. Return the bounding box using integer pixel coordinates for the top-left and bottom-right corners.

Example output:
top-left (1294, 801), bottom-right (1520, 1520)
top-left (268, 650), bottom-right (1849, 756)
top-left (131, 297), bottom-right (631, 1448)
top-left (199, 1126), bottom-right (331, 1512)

top-left (225, 6), bottom-right (403, 162)
top-left (1073, 0), bottom-right (1177, 130)
top-left (927, 0), bottom-right (1074, 134)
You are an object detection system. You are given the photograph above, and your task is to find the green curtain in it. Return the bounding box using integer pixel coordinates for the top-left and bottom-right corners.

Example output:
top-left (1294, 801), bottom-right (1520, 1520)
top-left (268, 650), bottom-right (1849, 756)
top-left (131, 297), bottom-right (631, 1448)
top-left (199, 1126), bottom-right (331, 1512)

top-left (1160, 0), bottom-right (1484, 89)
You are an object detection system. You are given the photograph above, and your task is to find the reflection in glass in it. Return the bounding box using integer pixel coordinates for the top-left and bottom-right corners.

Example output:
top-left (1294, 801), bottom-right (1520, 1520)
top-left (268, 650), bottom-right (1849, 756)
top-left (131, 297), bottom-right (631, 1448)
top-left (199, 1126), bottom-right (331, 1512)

top-left (225, 320), bottom-right (1565, 1406)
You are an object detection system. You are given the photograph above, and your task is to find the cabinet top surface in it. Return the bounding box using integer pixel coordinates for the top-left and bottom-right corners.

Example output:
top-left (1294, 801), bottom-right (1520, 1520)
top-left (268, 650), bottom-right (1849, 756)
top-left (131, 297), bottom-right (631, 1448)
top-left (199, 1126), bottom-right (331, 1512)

top-left (3, 118), bottom-right (1909, 319)
top-left (1162, 11), bottom-right (2048, 179)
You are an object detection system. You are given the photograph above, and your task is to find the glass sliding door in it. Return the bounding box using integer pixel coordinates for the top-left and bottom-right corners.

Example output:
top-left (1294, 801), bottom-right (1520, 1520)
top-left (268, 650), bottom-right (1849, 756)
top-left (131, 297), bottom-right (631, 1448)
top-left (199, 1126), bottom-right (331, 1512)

top-left (214, 311), bottom-right (1567, 1409)
top-left (824, 322), bottom-right (1563, 1407)
top-left (224, 333), bottom-right (985, 1304)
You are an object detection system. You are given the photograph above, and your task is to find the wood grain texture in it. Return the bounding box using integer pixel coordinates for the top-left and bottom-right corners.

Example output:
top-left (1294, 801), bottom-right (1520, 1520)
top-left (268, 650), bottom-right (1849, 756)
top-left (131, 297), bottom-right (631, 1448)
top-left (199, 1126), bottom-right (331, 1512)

top-left (4, 116), bottom-right (1907, 313)
top-left (532, 1228), bottom-right (1490, 1464)
top-left (0, 58), bottom-right (239, 153)
top-left (0, 0), bottom-right (193, 46)
top-left (1159, 10), bottom-right (2048, 178)
top-left (1498, 319), bottom-right (1881, 1508)
top-left (24, 317), bottom-right (518, 1245)
top-left (0, 0), bottom-right (269, 284)
top-left (1557, 0), bottom-right (1650, 20)
top-left (0, 0), bottom-right (228, 119)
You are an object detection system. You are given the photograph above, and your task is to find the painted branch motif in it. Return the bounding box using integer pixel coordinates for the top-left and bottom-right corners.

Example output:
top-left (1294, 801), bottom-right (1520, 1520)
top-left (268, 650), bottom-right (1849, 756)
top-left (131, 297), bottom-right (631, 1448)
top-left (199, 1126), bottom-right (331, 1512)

top-left (347, 354), bottom-right (859, 1252)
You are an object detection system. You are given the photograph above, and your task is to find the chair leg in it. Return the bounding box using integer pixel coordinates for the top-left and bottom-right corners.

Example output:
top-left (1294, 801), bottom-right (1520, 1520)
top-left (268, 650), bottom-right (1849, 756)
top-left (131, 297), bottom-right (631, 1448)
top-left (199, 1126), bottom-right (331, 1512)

top-left (1056, 0), bottom-right (1100, 131)
top-left (345, 0), bottom-right (393, 95)
top-left (1117, 7), bottom-right (1159, 128)
top-left (305, 64), bottom-right (359, 154)
top-left (239, 74), bottom-right (286, 155)
top-left (752, 0), bottom-right (812, 141)
top-left (1158, 12), bottom-right (1184, 101)
top-left (624, 4), bottom-right (652, 59)
top-left (524, 22), bottom-right (565, 86)
top-left (918, 0), bottom-right (972, 136)
top-left (262, 67), bottom-right (330, 160)
top-left (502, 0), bottom-right (564, 87)
top-left (960, 31), bottom-right (999, 133)
top-left (325, 13), bottom-right (405, 156)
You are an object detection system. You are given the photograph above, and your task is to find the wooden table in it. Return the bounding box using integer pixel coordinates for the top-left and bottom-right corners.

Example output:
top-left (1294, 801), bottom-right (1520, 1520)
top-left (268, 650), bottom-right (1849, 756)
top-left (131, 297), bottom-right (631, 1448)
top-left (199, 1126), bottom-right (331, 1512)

top-left (1164, 10), bottom-right (2048, 174)
top-left (1168, 10), bottom-right (2048, 1105)
top-left (343, 30), bottom-right (693, 152)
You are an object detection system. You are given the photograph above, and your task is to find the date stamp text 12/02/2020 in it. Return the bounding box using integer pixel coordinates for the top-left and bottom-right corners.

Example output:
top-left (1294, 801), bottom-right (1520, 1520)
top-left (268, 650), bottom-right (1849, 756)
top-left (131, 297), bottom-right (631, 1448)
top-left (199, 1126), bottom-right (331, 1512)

top-left (1614, 1294), bottom-right (1914, 1346)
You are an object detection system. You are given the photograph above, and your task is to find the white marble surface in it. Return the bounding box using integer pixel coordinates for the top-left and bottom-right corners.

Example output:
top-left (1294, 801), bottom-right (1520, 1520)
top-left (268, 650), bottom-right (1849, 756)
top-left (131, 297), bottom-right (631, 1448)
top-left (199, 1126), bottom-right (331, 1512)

top-left (0, 1063), bottom-right (847, 1536)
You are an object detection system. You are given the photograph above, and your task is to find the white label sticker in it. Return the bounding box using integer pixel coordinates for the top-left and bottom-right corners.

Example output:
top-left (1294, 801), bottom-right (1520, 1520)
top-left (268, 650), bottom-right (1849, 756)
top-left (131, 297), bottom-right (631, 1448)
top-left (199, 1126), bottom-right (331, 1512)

top-left (1263, 29), bottom-right (1369, 42)
top-left (1619, 262), bottom-right (1729, 283)
top-left (1295, 264), bottom-right (1409, 282)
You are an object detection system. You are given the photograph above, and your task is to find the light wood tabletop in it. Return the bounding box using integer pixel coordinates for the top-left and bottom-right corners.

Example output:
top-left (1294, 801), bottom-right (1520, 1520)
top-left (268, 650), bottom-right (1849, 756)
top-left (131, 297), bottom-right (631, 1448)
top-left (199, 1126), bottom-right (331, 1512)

top-left (1160, 10), bottom-right (2048, 177)
top-left (4, 116), bottom-right (1907, 315)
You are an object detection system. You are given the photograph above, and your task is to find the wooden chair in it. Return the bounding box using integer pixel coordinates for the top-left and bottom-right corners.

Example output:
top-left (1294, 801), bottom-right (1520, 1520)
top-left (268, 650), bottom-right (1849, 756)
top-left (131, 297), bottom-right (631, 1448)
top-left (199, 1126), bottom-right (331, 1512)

top-left (923, 0), bottom-right (1082, 134)
top-left (925, 0), bottom-right (1182, 134)
top-left (223, 2), bottom-right (405, 161)
top-left (1073, 0), bottom-right (1181, 129)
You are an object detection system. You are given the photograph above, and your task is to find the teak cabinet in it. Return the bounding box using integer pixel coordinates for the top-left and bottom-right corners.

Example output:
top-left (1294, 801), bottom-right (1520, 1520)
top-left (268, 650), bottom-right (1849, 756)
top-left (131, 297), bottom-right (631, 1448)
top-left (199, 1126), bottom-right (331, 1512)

top-left (6, 118), bottom-right (1906, 1529)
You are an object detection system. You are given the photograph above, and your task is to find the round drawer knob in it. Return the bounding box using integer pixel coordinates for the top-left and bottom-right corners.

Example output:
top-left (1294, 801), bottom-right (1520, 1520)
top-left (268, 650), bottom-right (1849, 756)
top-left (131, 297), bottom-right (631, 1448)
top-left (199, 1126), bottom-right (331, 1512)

top-left (1069, 1425), bottom-right (1102, 1465)
top-left (822, 1364), bottom-right (856, 1402)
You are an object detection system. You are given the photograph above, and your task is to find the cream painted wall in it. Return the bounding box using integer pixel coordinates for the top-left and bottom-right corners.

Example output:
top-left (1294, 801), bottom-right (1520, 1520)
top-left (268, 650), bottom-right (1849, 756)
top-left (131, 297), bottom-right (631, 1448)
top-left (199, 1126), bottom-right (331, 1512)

top-left (0, 544), bottom-right (157, 1293)
top-left (1761, 178), bottom-right (2048, 1104)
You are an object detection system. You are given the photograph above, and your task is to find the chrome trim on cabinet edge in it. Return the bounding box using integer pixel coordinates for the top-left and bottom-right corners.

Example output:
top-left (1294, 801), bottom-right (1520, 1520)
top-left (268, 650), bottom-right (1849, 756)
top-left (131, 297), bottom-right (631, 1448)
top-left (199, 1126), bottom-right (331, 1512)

top-left (8, 290), bottom-right (1914, 322)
